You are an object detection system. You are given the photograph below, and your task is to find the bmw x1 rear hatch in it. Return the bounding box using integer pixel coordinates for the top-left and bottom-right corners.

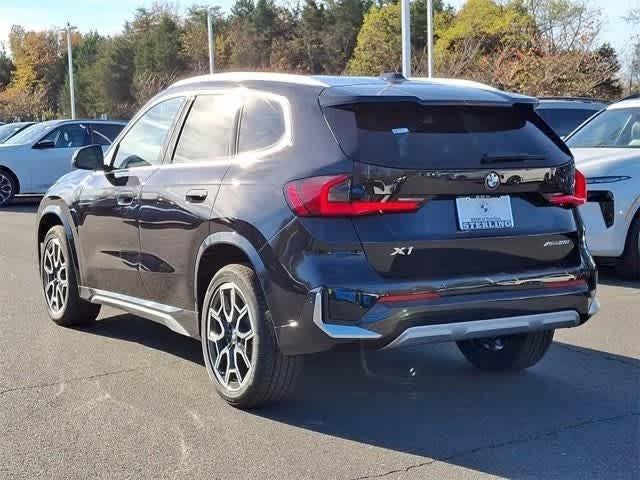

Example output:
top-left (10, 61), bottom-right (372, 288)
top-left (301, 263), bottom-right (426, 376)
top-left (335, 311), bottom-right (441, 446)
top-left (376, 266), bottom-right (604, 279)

top-left (319, 81), bottom-right (585, 279)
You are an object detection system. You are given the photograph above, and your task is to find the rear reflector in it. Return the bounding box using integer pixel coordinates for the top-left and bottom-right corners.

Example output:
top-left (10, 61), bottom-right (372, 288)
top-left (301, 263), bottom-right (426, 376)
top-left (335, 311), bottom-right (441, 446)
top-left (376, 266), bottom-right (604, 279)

top-left (378, 291), bottom-right (441, 303)
top-left (543, 279), bottom-right (587, 289)
top-left (284, 175), bottom-right (420, 217)
top-left (548, 169), bottom-right (587, 207)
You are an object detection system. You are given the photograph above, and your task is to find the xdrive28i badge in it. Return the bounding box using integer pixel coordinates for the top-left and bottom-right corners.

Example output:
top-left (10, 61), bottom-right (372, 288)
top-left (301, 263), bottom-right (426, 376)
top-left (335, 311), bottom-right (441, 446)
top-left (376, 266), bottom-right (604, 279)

top-left (485, 172), bottom-right (501, 190)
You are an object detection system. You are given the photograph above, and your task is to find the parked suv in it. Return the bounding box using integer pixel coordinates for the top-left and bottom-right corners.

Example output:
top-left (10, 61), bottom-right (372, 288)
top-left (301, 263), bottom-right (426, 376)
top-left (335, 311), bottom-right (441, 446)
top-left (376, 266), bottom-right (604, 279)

top-left (0, 119), bottom-right (126, 206)
top-left (36, 73), bottom-right (599, 408)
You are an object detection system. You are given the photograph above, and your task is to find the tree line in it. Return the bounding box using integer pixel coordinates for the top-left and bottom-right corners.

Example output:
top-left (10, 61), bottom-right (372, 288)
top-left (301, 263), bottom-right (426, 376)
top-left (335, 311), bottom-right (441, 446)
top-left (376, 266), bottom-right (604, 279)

top-left (0, 0), bottom-right (637, 121)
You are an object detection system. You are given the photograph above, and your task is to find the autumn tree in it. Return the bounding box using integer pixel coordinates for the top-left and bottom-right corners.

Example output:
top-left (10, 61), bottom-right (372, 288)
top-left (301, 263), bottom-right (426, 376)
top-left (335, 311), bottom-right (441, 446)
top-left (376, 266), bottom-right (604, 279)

top-left (0, 46), bottom-right (13, 89)
top-left (4, 26), bottom-right (65, 116)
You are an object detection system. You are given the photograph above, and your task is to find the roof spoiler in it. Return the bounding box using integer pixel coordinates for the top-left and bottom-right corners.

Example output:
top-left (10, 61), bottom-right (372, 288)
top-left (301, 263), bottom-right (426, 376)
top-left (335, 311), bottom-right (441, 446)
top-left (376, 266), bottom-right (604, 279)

top-left (318, 94), bottom-right (535, 109)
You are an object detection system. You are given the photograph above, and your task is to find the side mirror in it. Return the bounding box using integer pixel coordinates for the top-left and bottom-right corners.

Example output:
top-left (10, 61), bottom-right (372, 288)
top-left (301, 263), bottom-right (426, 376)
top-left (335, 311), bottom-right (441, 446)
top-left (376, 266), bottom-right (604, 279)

top-left (72, 145), bottom-right (104, 171)
top-left (33, 139), bottom-right (55, 149)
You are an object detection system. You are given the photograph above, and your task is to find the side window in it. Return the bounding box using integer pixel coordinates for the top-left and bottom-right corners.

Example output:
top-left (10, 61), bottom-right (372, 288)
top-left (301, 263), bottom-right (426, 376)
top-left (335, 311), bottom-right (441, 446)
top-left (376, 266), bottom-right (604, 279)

top-left (91, 123), bottom-right (125, 146)
top-left (172, 94), bottom-right (240, 163)
top-left (41, 124), bottom-right (91, 148)
top-left (113, 97), bottom-right (183, 169)
top-left (238, 96), bottom-right (286, 153)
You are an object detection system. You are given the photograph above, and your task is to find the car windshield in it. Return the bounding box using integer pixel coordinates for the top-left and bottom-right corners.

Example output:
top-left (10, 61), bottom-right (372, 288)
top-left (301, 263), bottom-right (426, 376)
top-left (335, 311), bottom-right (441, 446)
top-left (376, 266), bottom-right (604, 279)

top-left (3, 122), bottom-right (56, 146)
top-left (566, 108), bottom-right (640, 148)
top-left (0, 123), bottom-right (29, 143)
top-left (324, 102), bottom-right (571, 169)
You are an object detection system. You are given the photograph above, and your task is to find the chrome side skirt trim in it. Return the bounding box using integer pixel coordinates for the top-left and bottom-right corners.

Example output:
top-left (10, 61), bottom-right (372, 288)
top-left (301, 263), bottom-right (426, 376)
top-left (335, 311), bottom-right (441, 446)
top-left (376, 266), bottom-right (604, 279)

top-left (382, 310), bottom-right (580, 350)
top-left (87, 288), bottom-right (191, 337)
top-left (312, 288), bottom-right (381, 340)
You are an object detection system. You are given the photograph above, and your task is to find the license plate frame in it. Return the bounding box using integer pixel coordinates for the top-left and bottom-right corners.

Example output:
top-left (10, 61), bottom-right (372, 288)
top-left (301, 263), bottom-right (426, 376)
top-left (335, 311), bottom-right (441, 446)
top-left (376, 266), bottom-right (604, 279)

top-left (456, 195), bottom-right (514, 231)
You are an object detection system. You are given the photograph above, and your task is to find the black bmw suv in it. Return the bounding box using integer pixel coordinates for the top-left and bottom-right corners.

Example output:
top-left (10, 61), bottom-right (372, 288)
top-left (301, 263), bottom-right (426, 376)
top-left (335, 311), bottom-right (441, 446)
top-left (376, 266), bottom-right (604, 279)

top-left (36, 73), bottom-right (599, 408)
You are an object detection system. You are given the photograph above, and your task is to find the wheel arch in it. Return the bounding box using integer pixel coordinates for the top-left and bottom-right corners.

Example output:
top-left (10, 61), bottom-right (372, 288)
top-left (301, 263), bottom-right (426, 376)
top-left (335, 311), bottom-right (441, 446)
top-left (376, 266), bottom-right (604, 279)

top-left (0, 165), bottom-right (20, 195)
top-left (194, 233), bottom-right (272, 335)
top-left (37, 204), bottom-right (82, 284)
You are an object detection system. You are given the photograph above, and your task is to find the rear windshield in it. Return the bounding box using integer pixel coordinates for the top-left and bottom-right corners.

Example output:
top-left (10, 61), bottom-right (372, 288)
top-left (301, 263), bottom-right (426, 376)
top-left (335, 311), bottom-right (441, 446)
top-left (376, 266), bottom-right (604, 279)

top-left (323, 103), bottom-right (571, 169)
top-left (536, 108), bottom-right (599, 137)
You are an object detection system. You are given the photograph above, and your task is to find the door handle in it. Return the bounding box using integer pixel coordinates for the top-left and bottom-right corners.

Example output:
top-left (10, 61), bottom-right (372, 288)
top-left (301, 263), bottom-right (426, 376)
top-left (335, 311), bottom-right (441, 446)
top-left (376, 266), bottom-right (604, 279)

top-left (185, 189), bottom-right (208, 202)
top-left (116, 191), bottom-right (135, 206)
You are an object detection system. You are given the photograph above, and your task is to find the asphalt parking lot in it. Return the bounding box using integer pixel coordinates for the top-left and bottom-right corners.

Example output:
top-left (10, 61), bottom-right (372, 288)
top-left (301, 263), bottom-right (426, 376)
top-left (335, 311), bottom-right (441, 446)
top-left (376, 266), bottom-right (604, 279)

top-left (0, 200), bottom-right (638, 480)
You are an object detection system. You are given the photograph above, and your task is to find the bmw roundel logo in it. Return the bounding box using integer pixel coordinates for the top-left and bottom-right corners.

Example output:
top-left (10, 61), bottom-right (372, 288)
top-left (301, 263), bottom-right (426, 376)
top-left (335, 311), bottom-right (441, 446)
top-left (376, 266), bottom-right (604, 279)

top-left (485, 172), bottom-right (500, 190)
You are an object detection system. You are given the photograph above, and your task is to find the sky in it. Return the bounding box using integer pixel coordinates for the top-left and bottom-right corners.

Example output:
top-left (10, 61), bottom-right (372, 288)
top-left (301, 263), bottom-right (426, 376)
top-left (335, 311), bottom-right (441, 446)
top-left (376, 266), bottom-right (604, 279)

top-left (0, 0), bottom-right (638, 62)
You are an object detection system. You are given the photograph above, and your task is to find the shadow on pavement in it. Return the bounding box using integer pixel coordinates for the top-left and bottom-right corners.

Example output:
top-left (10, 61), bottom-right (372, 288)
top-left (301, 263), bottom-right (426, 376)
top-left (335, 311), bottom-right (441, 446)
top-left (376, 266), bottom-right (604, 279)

top-left (257, 344), bottom-right (638, 478)
top-left (598, 269), bottom-right (640, 288)
top-left (82, 313), bottom-right (204, 366)
top-left (81, 312), bottom-right (639, 478)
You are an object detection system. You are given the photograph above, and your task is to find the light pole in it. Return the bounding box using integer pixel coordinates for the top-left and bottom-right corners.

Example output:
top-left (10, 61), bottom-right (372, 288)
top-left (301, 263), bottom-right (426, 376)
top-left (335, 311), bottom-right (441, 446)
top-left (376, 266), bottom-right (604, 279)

top-left (60, 22), bottom-right (77, 119)
top-left (401, 0), bottom-right (411, 77)
top-left (207, 9), bottom-right (215, 74)
top-left (427, 0), bottom-right (433, 77)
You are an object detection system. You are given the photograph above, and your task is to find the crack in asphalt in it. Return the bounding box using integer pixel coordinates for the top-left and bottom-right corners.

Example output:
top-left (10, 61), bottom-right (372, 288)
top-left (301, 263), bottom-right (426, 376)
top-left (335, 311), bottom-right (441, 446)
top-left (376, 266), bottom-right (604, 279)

top-left (349, 411), bottom-right (640, 480)
top-left (0, 361), bottom-right (180, 397)
top-left (555, 343), bottom-right (640, 369)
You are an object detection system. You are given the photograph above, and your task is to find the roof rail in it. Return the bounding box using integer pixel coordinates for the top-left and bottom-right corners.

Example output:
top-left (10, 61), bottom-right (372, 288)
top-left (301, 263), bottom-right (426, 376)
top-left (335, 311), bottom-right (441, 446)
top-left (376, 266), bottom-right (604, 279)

top-left (618, 93), bottom-right (640, 102)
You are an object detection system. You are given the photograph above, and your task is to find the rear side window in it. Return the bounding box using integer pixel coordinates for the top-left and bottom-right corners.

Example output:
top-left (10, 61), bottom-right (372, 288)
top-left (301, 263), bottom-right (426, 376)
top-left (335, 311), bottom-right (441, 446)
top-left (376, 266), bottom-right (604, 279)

top-left (173, 94), bottom-right (240, 163)
top-left (91, 123), bottom-right (124, 146)
top-left (238, 96), bottom-right (285, 153)
top-left (324, 103), bottom-right (572, 169)
top-left (41, 124), bottom-right (91, 148)
top-left (536, 108), bottom-right (598, 137)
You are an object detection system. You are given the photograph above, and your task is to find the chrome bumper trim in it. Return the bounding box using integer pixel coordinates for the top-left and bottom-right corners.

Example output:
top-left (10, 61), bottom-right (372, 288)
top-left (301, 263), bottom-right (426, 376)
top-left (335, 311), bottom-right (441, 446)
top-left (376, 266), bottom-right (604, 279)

top-left (382, 310), bottom-right (580, 350)
top-left (312, 288), bottom-right (381, 339)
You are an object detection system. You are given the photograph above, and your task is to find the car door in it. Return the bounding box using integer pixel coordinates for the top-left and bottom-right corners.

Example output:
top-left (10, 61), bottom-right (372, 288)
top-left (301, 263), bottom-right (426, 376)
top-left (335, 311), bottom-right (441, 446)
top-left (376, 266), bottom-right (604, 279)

top-left (137, 92), bottom-right (242, 311)
top-left (30, 123), bottom-right (91, 192)
top-left (75, 97), bottom-right (185, 297)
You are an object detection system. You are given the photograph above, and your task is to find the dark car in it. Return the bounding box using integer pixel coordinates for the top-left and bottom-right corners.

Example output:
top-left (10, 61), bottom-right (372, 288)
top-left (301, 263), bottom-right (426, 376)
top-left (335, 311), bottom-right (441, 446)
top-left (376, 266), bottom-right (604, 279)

top-left (536, 97), bottom-right (608, 138)
top-left (0, 121), bottom-right (35, 143)
top-left (36, 73), bottom-right (599, 408)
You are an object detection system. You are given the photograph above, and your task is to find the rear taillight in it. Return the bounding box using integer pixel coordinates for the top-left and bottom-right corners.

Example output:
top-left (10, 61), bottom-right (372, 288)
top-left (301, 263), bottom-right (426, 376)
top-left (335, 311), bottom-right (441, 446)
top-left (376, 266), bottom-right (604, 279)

top-left (548, 169), bottom-right (587, 207)
top-left (284, 175), bottom-right (420, 217)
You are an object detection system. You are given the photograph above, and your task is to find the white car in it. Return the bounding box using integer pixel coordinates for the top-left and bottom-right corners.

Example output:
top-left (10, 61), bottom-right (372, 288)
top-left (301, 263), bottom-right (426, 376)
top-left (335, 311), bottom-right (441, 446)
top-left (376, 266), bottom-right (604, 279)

top-left (0, 119), bottom-right (125, 206)
top-left (565, 96), bottom-right (640, 278)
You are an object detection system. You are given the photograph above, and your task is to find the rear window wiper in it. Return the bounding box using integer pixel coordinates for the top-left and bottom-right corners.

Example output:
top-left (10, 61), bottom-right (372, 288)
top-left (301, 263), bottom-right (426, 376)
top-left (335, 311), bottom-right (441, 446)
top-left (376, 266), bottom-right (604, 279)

top-left (481, 154), bottom-right (546, 164)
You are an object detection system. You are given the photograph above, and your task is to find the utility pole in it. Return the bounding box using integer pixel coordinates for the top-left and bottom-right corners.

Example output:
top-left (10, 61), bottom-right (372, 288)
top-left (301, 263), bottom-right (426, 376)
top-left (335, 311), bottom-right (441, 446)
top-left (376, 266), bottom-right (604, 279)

top-left (427, 0), bottom-right (433, 77)
top-left (61, 22), bottom-right (77, 119)
top-left (401, 0), bottom-right (411, 77)
top-left (207, 9), bottom-right (215, 74)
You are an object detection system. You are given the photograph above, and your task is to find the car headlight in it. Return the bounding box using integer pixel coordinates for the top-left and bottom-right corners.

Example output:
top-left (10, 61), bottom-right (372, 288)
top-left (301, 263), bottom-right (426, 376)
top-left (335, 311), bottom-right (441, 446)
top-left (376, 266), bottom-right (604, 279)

top-left (586, 176), bottom-right (631, 184)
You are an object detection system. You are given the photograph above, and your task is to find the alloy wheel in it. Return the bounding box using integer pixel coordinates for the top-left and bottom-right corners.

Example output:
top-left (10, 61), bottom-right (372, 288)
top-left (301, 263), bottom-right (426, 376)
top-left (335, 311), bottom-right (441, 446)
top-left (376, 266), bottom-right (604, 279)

top-left (42, 238), bottom-right (68, 314)
top-left (0, 172), bottom-right (13, 205)
top-left (478, 337), bottom-right (505, 352)
top-left (206, 282), bottom-right (255, 391)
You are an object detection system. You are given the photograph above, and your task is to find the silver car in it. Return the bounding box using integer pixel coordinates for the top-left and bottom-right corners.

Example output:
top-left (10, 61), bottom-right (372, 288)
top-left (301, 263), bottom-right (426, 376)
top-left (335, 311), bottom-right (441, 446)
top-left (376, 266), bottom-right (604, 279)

top-left (0, 119), bottom-right (125, 207)
top-left (565, 96), bottom-right (640, 278)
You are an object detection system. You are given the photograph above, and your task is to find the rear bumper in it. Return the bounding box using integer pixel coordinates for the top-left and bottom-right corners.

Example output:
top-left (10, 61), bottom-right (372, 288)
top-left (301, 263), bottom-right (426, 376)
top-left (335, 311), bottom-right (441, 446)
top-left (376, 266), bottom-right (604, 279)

top-left (276, 279), bottom-right (598, 355)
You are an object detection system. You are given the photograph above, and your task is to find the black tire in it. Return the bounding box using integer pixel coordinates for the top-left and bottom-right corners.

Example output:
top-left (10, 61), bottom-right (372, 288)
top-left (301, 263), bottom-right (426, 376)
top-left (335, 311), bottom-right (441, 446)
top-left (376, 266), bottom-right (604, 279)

top-left (0, 169), bottom-right (17, 207)
top-left (616, 214), bottom-right (640, 280)
top-left (200, 264), bottom-right (302, 408)
top-left (457, 330), bottom-right (554, 372)
top-left (41, 226), bottom-right (101, 326)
